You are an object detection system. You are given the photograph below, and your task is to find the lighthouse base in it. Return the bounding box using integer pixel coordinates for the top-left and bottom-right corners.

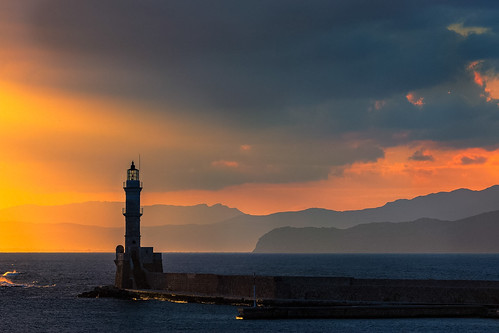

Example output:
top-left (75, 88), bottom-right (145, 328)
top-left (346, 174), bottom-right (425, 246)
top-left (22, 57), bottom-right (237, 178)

top-left (114, 245), bottom-right (163, 289)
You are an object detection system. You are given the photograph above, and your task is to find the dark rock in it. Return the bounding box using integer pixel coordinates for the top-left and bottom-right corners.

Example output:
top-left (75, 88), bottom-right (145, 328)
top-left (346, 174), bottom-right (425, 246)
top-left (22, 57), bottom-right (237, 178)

top-left (78, 285), bottom-right (134, 299)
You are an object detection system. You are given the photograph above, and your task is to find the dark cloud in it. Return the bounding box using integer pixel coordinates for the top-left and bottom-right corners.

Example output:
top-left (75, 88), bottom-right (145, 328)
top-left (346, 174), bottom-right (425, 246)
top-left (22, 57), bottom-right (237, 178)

top-left (6, 0), bottom-right (499, 190)
top-left (409, 149), bottom-right (434, 162)
top-left (144, 139), bottom-right (384, 191)
top-left (29, 1), bottom-right (499, 124)
top-left (461, 155), bottom-right (487, 165)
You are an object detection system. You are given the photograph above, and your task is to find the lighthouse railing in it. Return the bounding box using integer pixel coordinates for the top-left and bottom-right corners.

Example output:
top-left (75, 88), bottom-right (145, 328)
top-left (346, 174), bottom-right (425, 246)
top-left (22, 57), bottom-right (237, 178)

top-left (122, 207), bottom-right (144, 215)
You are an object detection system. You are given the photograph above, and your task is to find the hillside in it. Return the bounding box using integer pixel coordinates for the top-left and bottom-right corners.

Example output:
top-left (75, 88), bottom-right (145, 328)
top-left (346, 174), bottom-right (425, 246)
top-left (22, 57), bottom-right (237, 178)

top-left (253, 210), bottom-right (499, 253)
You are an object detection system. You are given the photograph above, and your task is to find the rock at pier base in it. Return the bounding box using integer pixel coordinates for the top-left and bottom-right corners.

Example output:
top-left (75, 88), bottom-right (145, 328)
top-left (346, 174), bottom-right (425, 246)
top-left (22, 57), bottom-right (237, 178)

top-left (78, 285), bottom-right (135, 300)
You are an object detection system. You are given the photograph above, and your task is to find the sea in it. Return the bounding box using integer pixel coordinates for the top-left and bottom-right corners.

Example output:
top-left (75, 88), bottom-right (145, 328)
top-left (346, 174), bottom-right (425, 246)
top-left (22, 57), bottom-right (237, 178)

top-left (2, 253), bottom-right (499, 332)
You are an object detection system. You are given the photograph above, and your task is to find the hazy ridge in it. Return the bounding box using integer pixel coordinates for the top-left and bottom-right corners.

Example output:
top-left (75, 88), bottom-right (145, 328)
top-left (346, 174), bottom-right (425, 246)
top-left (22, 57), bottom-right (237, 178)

top-left (0, 202), bottom-right (243, 227)
top-left (3, 186), bottom-right (499, 252)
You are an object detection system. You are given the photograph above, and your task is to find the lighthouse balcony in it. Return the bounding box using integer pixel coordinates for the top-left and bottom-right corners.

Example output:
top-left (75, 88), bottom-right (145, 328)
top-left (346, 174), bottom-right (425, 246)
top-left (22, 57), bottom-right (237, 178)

top-left (122, 207), bottom-right (144, 216)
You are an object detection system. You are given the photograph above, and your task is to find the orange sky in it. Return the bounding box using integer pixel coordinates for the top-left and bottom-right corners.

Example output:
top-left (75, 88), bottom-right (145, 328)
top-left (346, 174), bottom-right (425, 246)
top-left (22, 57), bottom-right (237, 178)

top-left (144, 145), bottom-right (499, 214)
top-left (0, 83), bottom-right (498, 215)
top-left (2, 76), bottom-right (499, 215)
top-left (2, 3), bottom-right (499, 221)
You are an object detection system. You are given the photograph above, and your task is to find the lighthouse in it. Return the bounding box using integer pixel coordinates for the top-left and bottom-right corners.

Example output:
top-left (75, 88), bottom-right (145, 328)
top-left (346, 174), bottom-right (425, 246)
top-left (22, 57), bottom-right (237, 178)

top-left (123, 161), bottom-right (142, 253)
top-left (115, 161), bottom-right (163, 289)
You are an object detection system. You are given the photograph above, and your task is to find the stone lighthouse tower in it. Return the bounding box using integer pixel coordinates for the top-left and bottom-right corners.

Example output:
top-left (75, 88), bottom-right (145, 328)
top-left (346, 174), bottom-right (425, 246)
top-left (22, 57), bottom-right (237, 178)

top-left (123, 161), bottom-right (142, 253)
top-left (115, 161), bottom-right (163, 290)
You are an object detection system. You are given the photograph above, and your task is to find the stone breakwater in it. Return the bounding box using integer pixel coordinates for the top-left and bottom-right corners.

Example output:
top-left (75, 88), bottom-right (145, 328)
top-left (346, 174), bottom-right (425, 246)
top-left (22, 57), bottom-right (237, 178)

top-left (83, 273), bottom-right (499, 304)
top-left (80, 276), bottom-right (499, 320)
top-left (141, 273), bottom-right (499, 305)
top-left (80, 273), bottom-right (499, 319)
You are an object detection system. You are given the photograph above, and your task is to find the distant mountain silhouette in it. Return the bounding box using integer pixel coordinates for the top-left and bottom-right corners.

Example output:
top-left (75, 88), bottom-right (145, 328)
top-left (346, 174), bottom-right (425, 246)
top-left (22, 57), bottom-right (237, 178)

top-left (0, 202), bottom-right (243, 227)
top-left (213, 185), bottom-right (499, 232)
top-left (253, 210), bottom-right (499, 253)
top-left (355, 185), bottom-right (499, 223)
top-left (3, 185), bottom-right (499, 251)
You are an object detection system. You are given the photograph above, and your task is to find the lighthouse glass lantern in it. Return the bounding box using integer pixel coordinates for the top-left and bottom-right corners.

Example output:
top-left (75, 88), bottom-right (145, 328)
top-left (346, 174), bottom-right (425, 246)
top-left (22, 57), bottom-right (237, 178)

top-left (127, 161), bottom-right (139, 181)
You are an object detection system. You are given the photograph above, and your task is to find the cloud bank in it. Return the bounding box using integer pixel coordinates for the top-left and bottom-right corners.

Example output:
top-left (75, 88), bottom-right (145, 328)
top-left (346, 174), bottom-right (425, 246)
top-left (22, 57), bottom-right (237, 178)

top-left (3, 0), bottom-right (499, 193)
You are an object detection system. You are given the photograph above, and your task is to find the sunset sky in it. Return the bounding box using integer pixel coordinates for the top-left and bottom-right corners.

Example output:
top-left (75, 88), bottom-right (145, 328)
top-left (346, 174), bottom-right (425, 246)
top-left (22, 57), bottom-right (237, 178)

top-left (3, 1), bottom-right (499, 215)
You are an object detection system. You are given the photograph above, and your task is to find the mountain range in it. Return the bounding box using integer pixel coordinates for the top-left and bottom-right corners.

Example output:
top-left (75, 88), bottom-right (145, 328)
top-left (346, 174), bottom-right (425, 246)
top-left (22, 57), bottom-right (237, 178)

top-left (2, 185), bottom-right (499, 252)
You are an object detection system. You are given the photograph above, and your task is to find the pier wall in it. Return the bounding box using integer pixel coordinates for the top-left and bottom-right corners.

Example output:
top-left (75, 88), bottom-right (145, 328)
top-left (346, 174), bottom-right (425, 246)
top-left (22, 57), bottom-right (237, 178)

top-left (144, 272), bottom-right (499, 304)
top-left (147, 272), bottom-right (276, 298)
top-left (273, 276), bottom-right (499, 304)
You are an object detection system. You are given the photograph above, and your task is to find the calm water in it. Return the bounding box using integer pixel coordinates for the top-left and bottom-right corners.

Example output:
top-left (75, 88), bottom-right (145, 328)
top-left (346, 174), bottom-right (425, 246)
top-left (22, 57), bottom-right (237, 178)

top-left (1, 253), bottom-right (499, 332)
